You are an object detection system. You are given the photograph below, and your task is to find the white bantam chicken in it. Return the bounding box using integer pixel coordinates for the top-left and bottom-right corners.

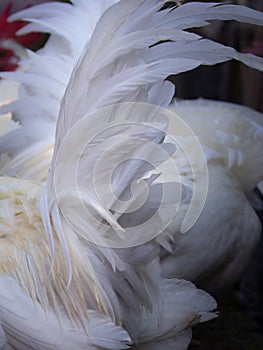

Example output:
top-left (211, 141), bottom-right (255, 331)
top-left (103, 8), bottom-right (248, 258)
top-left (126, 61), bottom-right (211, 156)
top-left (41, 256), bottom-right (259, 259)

top-left (162, 99), bottom-right (263, 293)
top-left (0, 0), bottom-right (263, 349)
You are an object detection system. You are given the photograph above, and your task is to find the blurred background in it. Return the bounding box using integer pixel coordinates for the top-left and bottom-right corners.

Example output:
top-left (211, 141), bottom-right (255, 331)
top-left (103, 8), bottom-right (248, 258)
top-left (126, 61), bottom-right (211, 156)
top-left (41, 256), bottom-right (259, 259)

top-left (171, 0), bottom-right (263, 112)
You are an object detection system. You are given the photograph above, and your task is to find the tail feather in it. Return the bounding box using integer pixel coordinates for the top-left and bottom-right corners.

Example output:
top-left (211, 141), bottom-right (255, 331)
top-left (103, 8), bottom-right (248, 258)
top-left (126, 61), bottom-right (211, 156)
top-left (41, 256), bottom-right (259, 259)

top-left (133, 278), bottom-right (217, 347)
top-left (1, 0), bottom-right (263, 177)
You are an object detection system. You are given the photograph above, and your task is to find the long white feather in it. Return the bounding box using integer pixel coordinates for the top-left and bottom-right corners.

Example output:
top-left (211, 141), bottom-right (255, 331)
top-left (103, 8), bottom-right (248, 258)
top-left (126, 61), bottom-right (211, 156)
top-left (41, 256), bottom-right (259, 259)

top-left (0, 276), bottom-right (131, 350)
top-left (56, 0), bottom-right (263, 135)
top-left (36, 0), bottom-right (263, 265)
top-left (0, 0), bottom-right (263, 347)
top-left (1, 0), bottom-right (262, 137)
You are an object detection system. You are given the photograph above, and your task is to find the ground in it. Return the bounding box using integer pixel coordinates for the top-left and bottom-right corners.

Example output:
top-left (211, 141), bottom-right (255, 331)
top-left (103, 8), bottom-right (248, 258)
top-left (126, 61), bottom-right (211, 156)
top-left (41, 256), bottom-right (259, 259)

top-left (189, 296), bottom-right (263, 350)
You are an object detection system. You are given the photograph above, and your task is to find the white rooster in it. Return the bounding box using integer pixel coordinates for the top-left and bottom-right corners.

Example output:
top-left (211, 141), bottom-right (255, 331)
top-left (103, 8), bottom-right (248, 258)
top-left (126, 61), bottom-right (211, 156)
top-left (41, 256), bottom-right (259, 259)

top-left (0, 0), bottom-right (263, 349)
top-left (161, 99), bottom-right (263, 293)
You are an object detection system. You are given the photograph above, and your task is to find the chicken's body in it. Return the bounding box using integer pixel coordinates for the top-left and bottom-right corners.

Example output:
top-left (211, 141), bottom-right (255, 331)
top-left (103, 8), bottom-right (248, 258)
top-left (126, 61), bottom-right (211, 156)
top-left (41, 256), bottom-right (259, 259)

top-left (159, 99), bottom-right (263, 293)
top-left (0, 0), bottom-right (263, 348)
top-left (0, 176), bottom-right (217, 350)
top-left (162, 154), bottom-right (261, 292)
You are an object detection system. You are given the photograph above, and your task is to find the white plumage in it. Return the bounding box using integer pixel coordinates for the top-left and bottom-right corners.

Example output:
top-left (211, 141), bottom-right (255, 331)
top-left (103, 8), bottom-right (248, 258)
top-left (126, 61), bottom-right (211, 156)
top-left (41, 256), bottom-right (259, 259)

top-left (0, 0), bottom-right (262, 349)
top-left (160, 99), bottom-right (263, 292)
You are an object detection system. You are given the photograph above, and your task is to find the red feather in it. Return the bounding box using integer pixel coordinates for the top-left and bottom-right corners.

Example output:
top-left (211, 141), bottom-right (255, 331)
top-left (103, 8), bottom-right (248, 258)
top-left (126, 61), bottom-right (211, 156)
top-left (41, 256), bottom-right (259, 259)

top-left (0, 3), bottom-right (43, 71)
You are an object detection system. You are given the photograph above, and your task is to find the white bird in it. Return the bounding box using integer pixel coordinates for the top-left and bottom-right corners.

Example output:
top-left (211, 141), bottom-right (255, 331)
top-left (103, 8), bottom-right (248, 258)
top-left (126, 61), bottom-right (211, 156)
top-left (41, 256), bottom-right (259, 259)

top-left (0, 0), bottom-right (263, 349)
top-left (160, 99), bottom-right (263, 293)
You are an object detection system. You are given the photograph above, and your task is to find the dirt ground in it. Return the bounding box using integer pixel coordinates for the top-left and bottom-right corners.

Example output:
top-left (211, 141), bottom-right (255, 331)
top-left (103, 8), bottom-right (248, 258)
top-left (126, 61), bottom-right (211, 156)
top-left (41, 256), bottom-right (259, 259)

top-left (189, 297), bottom-right (263, 350)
